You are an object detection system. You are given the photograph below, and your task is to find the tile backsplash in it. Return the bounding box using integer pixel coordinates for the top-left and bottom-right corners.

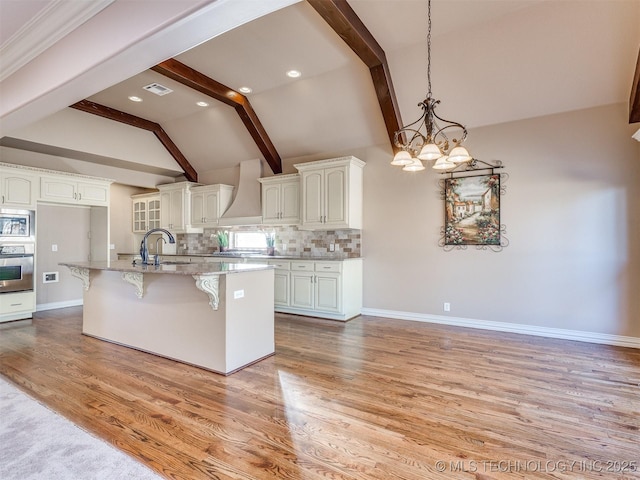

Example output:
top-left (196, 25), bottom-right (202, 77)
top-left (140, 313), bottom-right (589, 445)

top-left (177, 226), bottom-right (361, 258)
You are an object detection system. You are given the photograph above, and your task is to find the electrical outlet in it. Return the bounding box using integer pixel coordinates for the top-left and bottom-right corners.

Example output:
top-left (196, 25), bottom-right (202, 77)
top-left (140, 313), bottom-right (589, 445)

top-left (51, 244), bottom-right (58, 252)
top-left (444, 302), bottom-right (451, 312)
top-left (234, 289), bottom-right (245, 299)
top-left (329, 243), bottom-right (335, 252)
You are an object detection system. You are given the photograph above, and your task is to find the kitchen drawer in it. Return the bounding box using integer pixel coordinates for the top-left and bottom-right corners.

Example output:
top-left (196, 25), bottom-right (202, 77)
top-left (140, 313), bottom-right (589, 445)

top-left (0, 291), bottom-right (35, 314)
top-left (269, 260), bottom-right (290, 270)
top-left (290, 261), bottom-right (314, 271)
top-left (315, 262), bottom-right (341, 273)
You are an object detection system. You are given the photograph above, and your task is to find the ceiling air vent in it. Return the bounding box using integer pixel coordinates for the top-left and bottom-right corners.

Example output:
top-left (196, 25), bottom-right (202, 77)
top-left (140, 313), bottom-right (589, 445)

top-left (143, 83), bottom-right (173, 96)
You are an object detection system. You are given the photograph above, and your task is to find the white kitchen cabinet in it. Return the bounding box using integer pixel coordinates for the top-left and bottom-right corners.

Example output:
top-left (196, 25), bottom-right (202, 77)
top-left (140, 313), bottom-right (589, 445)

top-left (190, 184), bottom-right (234, 228)
top-left (0, 291), bottom-right (35, 322)
top-left (258, 174), bottom-right (300, 225)
top-left (271, 261), bottom-right (291, 307)
top-left (279, 258), bottom-right (362, 321)
top-left (294, 156), bottom-right (364, 230)
top-left (0, 168), bottom-right (35, 208)
top-left (157, 181), bottom-right (202, 233)
top-left (40, 174), bottom-right (110, 206)
top-left (131, 193), bottom-right (160, 233)
top-left (314, 262), bottom-right (341, 314)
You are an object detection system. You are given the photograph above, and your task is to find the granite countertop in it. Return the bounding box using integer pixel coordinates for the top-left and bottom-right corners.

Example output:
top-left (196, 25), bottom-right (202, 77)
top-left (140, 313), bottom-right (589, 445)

top-left (60, 260), bottom-right (274, 276)
top-left (117, 253), bottom-right (361, 262)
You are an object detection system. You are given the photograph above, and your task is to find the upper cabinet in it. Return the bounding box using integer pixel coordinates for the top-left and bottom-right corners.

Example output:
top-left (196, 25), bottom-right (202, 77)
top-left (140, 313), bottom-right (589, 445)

top-left (157, 181), bottom-right (203, 233)
top-left (0, 168), bottom-right (35, 208)
top-left (131, 193), bottom-right (160, 233)
top-left (190, 184), bottom-right (234, 228)
top-left (294, 156), bottom-right (365, 230)
top-left (258, 174), bottom-right (300, 225)
top-left (40, 174), bottom-right (110, 206)
top-left (0, 163), bottom-right (111, 208)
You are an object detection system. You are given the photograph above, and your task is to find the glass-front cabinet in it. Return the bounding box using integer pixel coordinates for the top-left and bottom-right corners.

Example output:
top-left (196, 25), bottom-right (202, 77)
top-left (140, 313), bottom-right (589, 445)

top-left (131, 193), bottom-right (160, 233)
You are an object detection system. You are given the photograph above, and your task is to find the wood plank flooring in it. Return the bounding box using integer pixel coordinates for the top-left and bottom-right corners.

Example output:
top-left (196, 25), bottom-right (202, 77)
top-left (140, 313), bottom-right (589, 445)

top-left (1, 307), bottom-right (638, 479)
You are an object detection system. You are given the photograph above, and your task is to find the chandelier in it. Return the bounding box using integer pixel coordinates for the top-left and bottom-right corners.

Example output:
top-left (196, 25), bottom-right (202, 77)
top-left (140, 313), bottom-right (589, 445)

top-left (391, 0), bottom-right (472, 173)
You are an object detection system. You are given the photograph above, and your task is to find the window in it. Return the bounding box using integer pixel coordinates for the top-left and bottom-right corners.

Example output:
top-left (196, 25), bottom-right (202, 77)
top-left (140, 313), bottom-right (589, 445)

top-left (230, 231), bottom-right (267, 250)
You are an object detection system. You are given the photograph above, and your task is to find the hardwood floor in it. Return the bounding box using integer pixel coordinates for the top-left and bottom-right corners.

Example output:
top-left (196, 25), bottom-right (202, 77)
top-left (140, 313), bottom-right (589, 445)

top-left (1, 307), bottom-right (638, 480)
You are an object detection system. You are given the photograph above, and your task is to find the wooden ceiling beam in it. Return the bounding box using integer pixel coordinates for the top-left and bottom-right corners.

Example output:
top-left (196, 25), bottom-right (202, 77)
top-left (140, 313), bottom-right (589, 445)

top-left (152, 59), bottom-right (282, 174)
top-left (70, 99), bottom-right (198, 182)
top-left (307, 0), bottom-right (403, 153)
top-left (630, 48), bottom-right (640, 124)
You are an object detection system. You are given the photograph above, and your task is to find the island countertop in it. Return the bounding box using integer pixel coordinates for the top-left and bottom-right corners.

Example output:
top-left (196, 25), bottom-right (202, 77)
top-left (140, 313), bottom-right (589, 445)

top-left (60, 260), bottom-right (274, 276)
top-left (116, 253), bottom-right (362, 262)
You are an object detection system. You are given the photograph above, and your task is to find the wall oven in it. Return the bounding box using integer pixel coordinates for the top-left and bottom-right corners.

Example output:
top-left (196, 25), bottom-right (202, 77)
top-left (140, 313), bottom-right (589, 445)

top-left (0, 244), bottom-right (34, 294)
top-left (0, 209), bottom-right (35, 295)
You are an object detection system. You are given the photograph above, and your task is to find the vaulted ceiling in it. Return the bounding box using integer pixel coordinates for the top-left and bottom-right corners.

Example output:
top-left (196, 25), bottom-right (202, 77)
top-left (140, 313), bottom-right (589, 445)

top-left (1, 0), bottom-right (639, 187)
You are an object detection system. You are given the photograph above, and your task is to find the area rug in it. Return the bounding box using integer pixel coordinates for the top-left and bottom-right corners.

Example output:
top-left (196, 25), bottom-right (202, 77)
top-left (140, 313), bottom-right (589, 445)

top-left (0, 376), bottom-right (163, 480)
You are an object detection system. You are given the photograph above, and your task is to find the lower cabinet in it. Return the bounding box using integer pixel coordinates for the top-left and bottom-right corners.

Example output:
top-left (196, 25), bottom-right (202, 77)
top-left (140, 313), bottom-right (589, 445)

top-left (116, 254), bottom-right (362, 321)
top-left (276, 258), bottom-right (361, 321)
top-left (0, 291), bottom-right (35, 323)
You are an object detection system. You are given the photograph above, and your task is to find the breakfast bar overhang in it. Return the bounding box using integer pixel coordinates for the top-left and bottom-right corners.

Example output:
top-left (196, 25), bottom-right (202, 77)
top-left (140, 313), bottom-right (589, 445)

top-left (61, 260), bottom-right (275, 375)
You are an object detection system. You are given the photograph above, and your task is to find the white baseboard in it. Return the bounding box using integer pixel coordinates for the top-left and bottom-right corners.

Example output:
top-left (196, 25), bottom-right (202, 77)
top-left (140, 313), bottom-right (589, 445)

top-left (36, 299), bottom-right (83, 312)
top-left (360, 308), bottom-right (640, 349)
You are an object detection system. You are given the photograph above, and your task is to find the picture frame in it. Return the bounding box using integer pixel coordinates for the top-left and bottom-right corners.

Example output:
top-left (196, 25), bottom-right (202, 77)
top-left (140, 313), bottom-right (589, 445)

top-left (444, 174), bottom-right (500, 246)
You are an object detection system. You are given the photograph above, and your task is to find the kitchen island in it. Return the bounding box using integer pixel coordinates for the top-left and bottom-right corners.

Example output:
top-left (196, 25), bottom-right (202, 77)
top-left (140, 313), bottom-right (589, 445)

top-left (61, 260), bottom-right (274, 375)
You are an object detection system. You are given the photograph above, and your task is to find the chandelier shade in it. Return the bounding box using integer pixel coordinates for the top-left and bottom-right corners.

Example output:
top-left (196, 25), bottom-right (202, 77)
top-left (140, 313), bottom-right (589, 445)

top-left (448, 146), bottom-right (473, 163)
top-left (390, 150), bottom-right (414, 166)
top-left (432, 155), bottom-right (455, 171)
top-left (403, 158), bottom-right (426, 172)
top-left (417, 143), bottom-right (442, 161)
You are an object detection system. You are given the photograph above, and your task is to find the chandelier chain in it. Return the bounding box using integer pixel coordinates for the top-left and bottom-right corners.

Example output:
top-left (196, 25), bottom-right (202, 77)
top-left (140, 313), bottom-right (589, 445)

top-left (427, 0), bottom-right (432, 98)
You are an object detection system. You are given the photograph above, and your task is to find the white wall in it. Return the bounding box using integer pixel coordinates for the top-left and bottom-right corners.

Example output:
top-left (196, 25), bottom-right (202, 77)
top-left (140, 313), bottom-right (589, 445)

top-left (360, 103), bottom-right (640, 339)
top-left (109, 183), bottom-right (151, 259)
top-left (36, 204), bottom-right (90, 308)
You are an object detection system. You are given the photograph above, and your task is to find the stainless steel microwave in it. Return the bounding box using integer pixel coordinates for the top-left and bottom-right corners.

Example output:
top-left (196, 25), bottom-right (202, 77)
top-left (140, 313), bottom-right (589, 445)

top-left (0, 208), bottom-right (35, 242)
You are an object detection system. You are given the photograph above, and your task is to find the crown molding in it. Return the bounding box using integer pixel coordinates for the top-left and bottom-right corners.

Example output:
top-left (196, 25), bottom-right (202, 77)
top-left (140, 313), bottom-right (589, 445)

top-left (0, 0), bottom-right (114, 82)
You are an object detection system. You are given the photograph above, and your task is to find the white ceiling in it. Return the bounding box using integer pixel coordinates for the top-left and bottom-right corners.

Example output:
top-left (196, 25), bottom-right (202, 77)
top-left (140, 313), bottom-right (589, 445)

top-left (1, 0), bottom-right (638, 186)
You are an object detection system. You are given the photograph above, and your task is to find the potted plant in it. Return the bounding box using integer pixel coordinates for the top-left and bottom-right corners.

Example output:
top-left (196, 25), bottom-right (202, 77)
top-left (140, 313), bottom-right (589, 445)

top-left (216, 230), bottom-right (229, 252)
top-left (265, 231), bottom-right (276, 256)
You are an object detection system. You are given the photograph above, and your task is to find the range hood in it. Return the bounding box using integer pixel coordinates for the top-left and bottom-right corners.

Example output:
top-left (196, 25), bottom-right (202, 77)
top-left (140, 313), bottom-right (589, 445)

top-left (219, 158), bottom-right (263, 226)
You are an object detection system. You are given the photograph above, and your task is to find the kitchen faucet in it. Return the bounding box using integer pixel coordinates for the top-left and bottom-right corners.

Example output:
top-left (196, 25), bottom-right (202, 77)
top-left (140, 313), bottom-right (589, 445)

top-left (154, 237), bottom-right (167, 266)
top-left (140, 228), bottom-right (175, 265)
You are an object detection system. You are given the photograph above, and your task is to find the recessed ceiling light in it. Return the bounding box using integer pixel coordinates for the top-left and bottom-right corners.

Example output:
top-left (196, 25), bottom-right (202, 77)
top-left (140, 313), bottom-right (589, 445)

top-left (128, 96), bottom-right (143, 102)
top-left (196, 101), bottom-right (209, 107)
top-left (286, 70), bottom-right (301, 78)
top-left (238, 86), bottom-right (252, 94)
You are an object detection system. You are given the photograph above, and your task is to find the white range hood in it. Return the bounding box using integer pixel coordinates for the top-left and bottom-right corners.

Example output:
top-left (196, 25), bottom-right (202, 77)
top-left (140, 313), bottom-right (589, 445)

top-left (219, 158), bottom-right (263, 226)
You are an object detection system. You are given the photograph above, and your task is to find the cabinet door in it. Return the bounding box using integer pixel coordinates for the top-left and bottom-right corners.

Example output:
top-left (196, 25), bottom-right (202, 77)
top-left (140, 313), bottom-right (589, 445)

top-left (301, 170), bottom-right (324, 226)
top-left (159, 191), bottom-right (172, 229)
top-left (191, 192), bottom-right (205, 225)
top-left (147, 198), bottom-right (161, 229)
top-left (77, 181), bottom-right (109, 205)
top-left (40, 177), bottom-right (77, 202)
top-left (132, 200), bottom-right (147, 232)
top-left (203, 191), bottom-right (220, 224)
top-left (1, 173), bottom-right (34, 207)
top-left (290, 271), bottom-right (314, 309)
top-left (280, 181), bottom-right (300, 223)
top-left (315, 273), bottom-right (341, 313)
top-left (324, 166), bottom-right (347, 226)
top-left (262, 183), bottom-right (281, 223)
top-left (273, 270), bottom-right (290, 306)
top-left (169, 189), bottom-right (184, 229)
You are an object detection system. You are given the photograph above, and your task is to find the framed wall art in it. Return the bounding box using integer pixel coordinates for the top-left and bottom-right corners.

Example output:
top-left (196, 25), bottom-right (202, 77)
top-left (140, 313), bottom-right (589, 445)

top-left (443, 174), bottom-right (501, 247)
